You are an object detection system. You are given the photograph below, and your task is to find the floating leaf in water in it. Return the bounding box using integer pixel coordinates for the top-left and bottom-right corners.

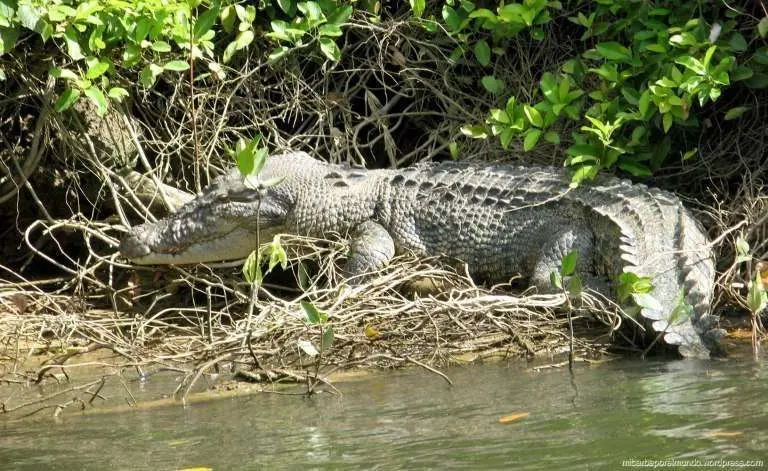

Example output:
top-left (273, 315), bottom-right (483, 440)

top-left (498, 412), bottom-right (529, 424)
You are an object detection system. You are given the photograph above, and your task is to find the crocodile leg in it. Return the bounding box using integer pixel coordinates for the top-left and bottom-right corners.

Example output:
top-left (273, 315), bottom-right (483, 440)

top-left (343, 220), bottom-right (396, 281)
top-left (528, 224), bottom-right (605, 294)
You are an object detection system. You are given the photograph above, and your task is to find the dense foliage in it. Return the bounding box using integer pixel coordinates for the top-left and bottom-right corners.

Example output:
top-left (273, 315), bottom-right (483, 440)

top-left (454, 0), bottom-right (768, 182)
top-left (1, 0), bottom-right (767, 182)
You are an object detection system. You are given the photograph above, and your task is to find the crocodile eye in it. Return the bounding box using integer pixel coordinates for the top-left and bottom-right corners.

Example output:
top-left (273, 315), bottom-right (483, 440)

top-left (224, 189), bottom-right (261, 203)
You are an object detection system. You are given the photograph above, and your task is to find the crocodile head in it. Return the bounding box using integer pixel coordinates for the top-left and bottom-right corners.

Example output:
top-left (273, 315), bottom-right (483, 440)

top-left (119, 168), bottom-right (294, 265)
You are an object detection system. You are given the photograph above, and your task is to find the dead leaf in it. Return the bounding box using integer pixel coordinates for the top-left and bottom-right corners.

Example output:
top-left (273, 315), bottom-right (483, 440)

top-left (498, 412), bottom-right (529, 424)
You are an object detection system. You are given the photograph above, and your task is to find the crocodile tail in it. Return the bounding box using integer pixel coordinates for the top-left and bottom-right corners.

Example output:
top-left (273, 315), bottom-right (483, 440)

top-left (670, 207), bottom-right (724, 357)
top-left (584, 180), bottom-right (720, 358)
top-left (633, 200), bottom-right (720, 358)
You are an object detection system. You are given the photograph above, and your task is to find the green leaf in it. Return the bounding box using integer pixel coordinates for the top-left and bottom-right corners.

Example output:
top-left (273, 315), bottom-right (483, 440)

top-left (540, 72), bottom-right (557, 102)
top-left (234, 135), bottom-right (261, 176)
top-left (460, 124), bottom-right (488, 139)
top-left (298, 262), bottom-right (311, 290)
top-left (567, 155), bottom-right (598, 165)
top-left (235, 29), bottom-right (254, 50)
top-left (83, 86), bottom-right (107, 116)
top-left (662, 112), bottom-right (673, 133)
top-left (449, 142), bottom-right (460, 160)
top-left (49, 67), bottom-right (79, 81)
top-left (570, 164), bottom-right (598, 185)
top-left (474, 39), bottom-right (491, 66)
top-left (595, 42), bottom-right (631, 61)
top-left (469, 8), bottom-right (496, 20)
top-left (139, 63), bottom-right (163, 88)
top-left (489, 108), bottom-right (510, 124)
top-left (298, 1), bottom-right (324, 22)
top-left (618, 161), bottom-right (651, 177)
top-left (729, 32), bottom-right (747, 52)
top-left (223, 42), bottom-right (237, 64)
top-left (561, 250), bottom-right (579, 277)
top-left (631, 277), bottom-right (654, 294)
top-left (497, 3), bottom-right (524, 24)
top-left (409, 0), bottom-right (425, 18)
top-left (589, 63), bottom-right (618, 82)
top-left (675, 55), bottom-right (705, 75)
top-left (481, 75), bottom-right (505, 94)
top-left (123, 44), bottom-right (140, 67)
top-left (151, 41), bottom-right (172, 53)
top-left (732, 65), bottom-right (753, 82)
top-left (84, 58), bottom-right (110, 79)
top-left (301, 301), bottom-right (325, 324)
top-left (55, 88), bottom-right (81, 112)
top-left (567, 143), bottom-right (599, 158)
top-left (328, 5), bottom-right (353, 24)
top-left (318, 24), bottom-right (342, 37)
top-left (268, 46), bottom-right (290, 62)
top-left (638, 90), bottom-right (651, 116)
top-left (242, 250), bottom-right (261, 284)
top-left (252, 147), bottom-right (268, 177)
top-left (194, 3), bottom-right (220, 40)
top-left (669, 32), bottom-right (697, 47)
top-left (319, 37), bottom-right (341, 62)
top-left (621, 87), bottom-right (638, 105)
top-left (107, 87), bottom-right (129, 101)
top-left (0, 26), bottom-right (19, 56)
top-left (759, 17), bottom-right (768, 39)
top-left (499, 128), bottom-right (515, 148)
top-left (668, 293), bottom-right (694, 325)
top-left (681, 147), bottom-right (698, 161)
top-left (63, 27), bottom-right (83, 60)
top-left (632, 292), bottom-right (664, 312)
top-left (269, 20), bottom-right (290, 41)
top-left (645, 43), bottom-right (666, 53)
top-left (277, 0), bottom-right (294, 14)
top-left (745, 73), bottom-right (768, 89)
top-left (523, 129), bottom-right (541, 151)
top-left (523, 104), bottom-right (543, 127)
top-left (747, 272), bottom-right (767, 314)
top-left (703, 45), bottom-right (717, 69)
top-left (544, 131), bottom-right (560, 145)
top-left (568, 274), bottom-right (583, 297)
top-left (442, 5), bottom-right (462, 31)
top-left (550, 271), bottom-right (563, 289)
top-left (724, 106), bottom-right (749, 120)
top-left (736, 235), bottom-right (750, 260)
top-left (321, 325), bottom-right (334, 350)
top-left (17, 4), bottom-right (40, 30)
top-left (164, 60), bottom-right (190, 72)
top-left (267, 236), bottom-right (288, 272)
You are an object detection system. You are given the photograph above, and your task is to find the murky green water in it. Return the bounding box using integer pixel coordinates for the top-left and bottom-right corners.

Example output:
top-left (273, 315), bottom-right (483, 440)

top-left (2, 354), bottom-right (766, 470)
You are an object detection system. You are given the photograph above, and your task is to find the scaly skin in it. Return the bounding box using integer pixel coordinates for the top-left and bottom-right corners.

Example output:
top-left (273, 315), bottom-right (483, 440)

top-left (120, 151), bottom-right (724, 357)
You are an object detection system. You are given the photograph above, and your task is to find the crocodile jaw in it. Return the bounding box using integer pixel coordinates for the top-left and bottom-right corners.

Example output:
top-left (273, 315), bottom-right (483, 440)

top-left (120, 223), bottom-right (260, 265)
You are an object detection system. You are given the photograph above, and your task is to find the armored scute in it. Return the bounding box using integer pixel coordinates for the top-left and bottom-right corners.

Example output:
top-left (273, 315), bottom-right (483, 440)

top-left (120, 152), bottom-right (723, 357)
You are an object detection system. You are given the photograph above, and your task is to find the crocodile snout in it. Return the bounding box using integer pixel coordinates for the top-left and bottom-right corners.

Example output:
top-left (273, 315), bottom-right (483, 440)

top-left (119, 231), bottom-right (152, 259)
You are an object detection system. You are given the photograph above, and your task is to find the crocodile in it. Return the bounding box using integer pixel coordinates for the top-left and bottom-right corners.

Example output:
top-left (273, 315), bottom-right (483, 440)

top-left (120, 151), bottom-right (723, 358)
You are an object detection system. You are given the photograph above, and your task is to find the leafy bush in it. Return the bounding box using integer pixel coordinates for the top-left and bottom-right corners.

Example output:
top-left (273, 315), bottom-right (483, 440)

top-left (0, 0), bottom-right (354, 115)
top-left (2, 0), bottom-right (767, 183)
top-left (453, 0), bottom-right (768, 182)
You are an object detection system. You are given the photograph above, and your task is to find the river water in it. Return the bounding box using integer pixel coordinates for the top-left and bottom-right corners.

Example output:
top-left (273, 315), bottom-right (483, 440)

top-left (1, 352), bottom-right (766, 470)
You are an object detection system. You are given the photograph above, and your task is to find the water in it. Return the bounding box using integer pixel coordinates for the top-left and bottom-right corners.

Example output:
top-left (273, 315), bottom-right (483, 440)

top-left (1, 355), bottom-right (766, 470)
